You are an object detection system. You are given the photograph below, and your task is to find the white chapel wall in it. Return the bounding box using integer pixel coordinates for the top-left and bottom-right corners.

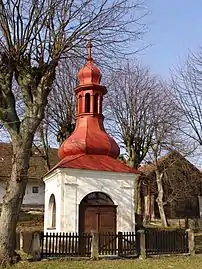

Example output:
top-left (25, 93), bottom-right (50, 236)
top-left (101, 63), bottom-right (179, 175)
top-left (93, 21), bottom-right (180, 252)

top-left (43, 171), bottom-right (63, 233)
top-left (44, 168), bottom-right (138, 234)
top-left (76, 171), bottom-right (136, 233)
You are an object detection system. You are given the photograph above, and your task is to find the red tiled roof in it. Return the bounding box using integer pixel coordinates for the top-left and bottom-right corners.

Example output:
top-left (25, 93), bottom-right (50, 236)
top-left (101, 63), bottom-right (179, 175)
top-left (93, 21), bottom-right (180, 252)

top-left (49, 154), bottom-right (138, 174)
top-left (139, 150), bottom-right (202, 177)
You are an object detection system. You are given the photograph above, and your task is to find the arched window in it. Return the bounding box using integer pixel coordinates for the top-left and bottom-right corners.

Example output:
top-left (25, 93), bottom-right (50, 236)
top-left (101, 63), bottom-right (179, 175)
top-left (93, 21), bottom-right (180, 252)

top-left (94, 93), bottom-right (99, 113)
top-left (98, 95), bottom-right (103, 114)
top-left (48, 194), bottom-right (56, 229)
top-left (80, 192), bottom-right (114, 205)
top-left (85, 93), bottom-right (90, 113)
top-left (78, 94), bottom-right (82, 114)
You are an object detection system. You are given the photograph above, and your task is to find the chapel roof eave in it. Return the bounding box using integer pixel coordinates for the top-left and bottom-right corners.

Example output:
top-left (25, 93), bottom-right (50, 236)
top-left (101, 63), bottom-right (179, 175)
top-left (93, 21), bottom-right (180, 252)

top-left (45, 154), bottom-right (139, 177)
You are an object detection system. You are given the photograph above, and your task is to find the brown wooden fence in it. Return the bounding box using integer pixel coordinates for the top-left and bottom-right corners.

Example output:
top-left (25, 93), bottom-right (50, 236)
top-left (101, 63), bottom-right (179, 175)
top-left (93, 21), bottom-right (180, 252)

top-left (145, 228), bottom-right (189, 255)
top-left (40, 229), bottom-right (189, 258)
top-left (98, 232), bottom-right (138, 256)
top-left (98, 233), bottom-right (118, 255)
top-left (40, 232), bottom-right (92, 258)
top-left (118, 232), bottom-right (139, 257)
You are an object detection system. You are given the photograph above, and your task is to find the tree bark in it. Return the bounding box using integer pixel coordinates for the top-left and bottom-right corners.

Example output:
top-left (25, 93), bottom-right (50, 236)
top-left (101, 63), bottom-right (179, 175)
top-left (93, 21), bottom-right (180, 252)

top-left (133, 176), bottom-right (142, 228)
top-left (0, 136), bottom-right (33, 264)
top-left (155, 170), bottom-right (168, 227)
top-left (126, 150), bottom-right (143, 228)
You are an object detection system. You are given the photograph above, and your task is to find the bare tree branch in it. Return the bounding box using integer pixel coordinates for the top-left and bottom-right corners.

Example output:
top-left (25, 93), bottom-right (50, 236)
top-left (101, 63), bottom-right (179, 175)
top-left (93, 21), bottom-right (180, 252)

top-left (104, 60), bottom-right (159, 168)
top-left (172, 48), bottom-right (202, 145)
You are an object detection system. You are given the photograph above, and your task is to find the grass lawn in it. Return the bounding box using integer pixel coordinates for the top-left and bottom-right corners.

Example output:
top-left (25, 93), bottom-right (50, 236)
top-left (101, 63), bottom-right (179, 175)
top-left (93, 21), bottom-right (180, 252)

top-left (11, 256), bottom-right (202, 269)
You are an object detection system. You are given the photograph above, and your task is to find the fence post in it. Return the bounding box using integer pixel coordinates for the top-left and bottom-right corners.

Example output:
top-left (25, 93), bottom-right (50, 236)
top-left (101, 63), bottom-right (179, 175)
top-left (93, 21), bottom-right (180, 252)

top-left (20, 232), bottom-right (23, 251)
top-left (90, 232), bottom-right (99, 260)
top-left (138, 229), bottom-right (146, 259)
top-left (118, 232), bottom-right (123, 256)
top-left (186, 229), bottom-right (195, 256)
top-left (30, 232), bottom-right (41, 261)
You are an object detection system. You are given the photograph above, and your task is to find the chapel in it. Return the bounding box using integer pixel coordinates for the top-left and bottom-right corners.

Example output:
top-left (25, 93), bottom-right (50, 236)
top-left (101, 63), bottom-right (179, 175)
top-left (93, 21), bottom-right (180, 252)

top-left (43, 42), bottom-right (139, 234)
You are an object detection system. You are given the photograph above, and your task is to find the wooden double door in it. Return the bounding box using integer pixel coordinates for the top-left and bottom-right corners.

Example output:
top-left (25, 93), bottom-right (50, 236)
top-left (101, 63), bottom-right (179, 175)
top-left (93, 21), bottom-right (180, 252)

top-left (79, 205), bottom-right (117, 234)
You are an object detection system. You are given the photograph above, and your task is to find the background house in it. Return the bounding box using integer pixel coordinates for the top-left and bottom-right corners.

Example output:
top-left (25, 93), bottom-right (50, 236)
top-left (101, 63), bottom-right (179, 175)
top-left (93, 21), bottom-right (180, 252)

top-left (140, 151), bottom-right (202, 222)
top-left (0, 143), bottom-right (59, 209)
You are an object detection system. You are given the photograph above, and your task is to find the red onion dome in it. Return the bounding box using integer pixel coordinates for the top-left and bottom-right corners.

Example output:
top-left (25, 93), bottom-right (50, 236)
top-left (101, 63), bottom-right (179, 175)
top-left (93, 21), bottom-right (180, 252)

top-left (78, 60), bottom-right (101, 85)
top-left (58, 117), bottom-right (120, 159)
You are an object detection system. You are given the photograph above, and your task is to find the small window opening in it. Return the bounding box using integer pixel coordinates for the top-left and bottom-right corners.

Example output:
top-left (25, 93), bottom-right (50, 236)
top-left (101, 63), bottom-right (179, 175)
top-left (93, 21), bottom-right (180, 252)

top-left (32, 186), bottom-right (39, 193)
top-left (85, 93), bottom-right (90, 113)
top-left (94, 94), bottom-right (99, 113)
top-left (99, 96), bottom-right (103, 114)
top-left (78, 95), bottom-right (82, 113)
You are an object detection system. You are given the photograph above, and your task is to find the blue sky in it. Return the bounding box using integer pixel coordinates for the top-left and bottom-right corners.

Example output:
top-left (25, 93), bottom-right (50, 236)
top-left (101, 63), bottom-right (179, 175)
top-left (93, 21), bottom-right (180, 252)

top-left (138, 0), bottom-right (202, 78)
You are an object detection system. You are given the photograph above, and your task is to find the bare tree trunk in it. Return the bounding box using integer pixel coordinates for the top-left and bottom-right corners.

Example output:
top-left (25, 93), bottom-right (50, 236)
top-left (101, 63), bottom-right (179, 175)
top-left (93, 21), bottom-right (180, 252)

top-left (126, 149), bottom-right (142, 228)
top-left (0, 136), bottom-right (32, 264)
top-left (155, 170), bottom-right (168, 227)
top-left (133, 176), bottom-right (142, 228)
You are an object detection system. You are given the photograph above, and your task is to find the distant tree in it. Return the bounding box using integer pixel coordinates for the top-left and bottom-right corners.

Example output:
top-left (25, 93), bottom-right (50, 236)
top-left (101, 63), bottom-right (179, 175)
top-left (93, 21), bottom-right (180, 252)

top-left (47, 60), bottom-right (79, 144)
top-left (147, 85), bottom-right (183, 227)
top-left (104, 62), bottom-right (177, 226)
top-left (105, 61), bottom-right (158, 168)
top-left (33, 60), bottom-right (79, 169)
top-left (172, 49), bottom-right (202, 146)
top-left (0, 0), bottom-right (146, 264)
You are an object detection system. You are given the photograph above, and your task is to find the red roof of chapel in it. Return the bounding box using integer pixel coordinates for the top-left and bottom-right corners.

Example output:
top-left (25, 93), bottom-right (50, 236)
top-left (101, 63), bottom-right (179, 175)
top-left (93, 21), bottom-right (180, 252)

top-left (53, 154), bottom-right (137, 173)
top-left (53, 42), bottom-right (138, 175)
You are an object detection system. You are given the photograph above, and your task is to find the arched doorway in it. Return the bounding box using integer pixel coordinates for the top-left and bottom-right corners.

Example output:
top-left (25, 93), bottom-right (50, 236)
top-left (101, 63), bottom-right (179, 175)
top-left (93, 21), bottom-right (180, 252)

top-left (79, 192), bottom-right (117, 233)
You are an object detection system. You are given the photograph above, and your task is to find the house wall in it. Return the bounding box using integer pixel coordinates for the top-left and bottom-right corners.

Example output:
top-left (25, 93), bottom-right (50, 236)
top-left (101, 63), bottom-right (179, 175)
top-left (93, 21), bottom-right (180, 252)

top-left (23, 181), bottom-right (45, 205)
top-left (143, 192), bottom-right (200, 221)
top-left (0, 181), bottom-right (44, 205)
top-left (44, 168), bottom-right (138, 234)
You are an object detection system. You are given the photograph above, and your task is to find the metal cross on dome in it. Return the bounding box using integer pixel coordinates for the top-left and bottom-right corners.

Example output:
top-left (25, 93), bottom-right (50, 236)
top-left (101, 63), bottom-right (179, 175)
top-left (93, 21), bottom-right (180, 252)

top-left (86, 40), bottom-right (93, 61)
